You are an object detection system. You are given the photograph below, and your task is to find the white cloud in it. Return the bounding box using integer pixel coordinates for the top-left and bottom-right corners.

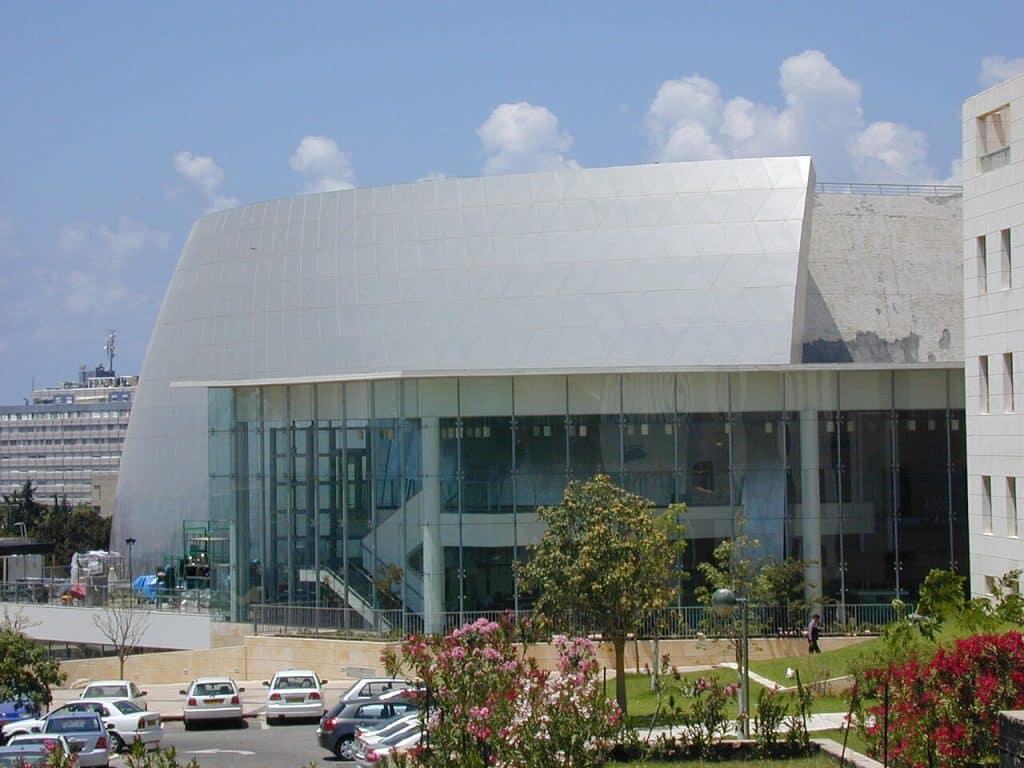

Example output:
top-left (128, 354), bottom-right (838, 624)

top-left (174, 151), bottom-right (240, 212)
top-left (58, 217), bottom-right (169, 267)
top-left (849, 122), bottom-right (930, 181)
top-left (45, 270), bottom-right (136, 316)
top-left (478, 102), bottom-right (578, 175)
top-left (979, 56), bottom-right (1024, 87)
top-left (48, 217), bottom-right (169, 317)
top-left (645, 50), bottom-right (939, 183)
top-left (290, 136), bottom-right (354, 193)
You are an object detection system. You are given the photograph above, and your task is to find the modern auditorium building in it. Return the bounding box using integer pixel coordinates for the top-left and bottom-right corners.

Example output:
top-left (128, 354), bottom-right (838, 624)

top-left (114, 154), bottom-right (970, 631)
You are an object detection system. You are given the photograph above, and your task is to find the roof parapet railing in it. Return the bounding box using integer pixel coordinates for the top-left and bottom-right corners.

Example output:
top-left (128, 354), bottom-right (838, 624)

top-left (816, 182), bottom-right (962, 197)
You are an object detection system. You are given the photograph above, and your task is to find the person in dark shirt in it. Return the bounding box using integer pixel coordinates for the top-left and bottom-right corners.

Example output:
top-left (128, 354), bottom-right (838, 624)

top-left (807, 613), bottom-right (822, 654)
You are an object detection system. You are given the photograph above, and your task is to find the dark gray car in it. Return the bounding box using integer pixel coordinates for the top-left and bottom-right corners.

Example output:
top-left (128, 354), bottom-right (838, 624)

top-left (315, 696), bottom-right (417, 760)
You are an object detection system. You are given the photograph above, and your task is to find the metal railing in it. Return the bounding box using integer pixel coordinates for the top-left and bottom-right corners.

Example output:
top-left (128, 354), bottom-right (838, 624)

top-left (0, 578), bottom-right (217, 615)
top-left (816, 182), bottom-right (961, 197)
top-left (251, 603), bottom-right (410, 636)
top-left (251, 602), bottom-right (911, 639)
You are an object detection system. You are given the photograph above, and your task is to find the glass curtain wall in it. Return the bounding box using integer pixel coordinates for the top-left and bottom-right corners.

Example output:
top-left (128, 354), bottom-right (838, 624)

top-left (210, 369), bottom-right (968, 624)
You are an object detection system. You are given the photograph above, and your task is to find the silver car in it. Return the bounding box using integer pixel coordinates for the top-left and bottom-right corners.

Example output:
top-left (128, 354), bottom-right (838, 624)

top-left (41, 713), bottom-right (110, 768)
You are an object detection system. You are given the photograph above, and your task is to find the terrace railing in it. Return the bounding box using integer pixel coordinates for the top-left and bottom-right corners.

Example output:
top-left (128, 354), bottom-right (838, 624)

top-left (816, 181), bottom-right (961, 196)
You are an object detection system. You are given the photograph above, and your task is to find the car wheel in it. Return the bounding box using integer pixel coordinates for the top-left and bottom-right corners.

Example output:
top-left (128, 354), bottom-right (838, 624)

top-left (334, 735), bottom-right (355, 760)
top-left (109, 732), bottom-right (126, 753)
top-left (183, 719), bottom-right (193, 731)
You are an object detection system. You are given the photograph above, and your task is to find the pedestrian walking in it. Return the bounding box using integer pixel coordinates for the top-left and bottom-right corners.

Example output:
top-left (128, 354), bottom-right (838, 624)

top-left (807, 613), bottom-right (822, 654)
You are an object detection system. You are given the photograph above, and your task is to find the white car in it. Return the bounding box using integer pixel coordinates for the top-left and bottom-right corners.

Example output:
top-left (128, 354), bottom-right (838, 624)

top-left (181, 678), bottom-right (245, 729)
top-left (3, 699), bottom-right (162, 753)
top-left (263, 669), bottom-right (327, 722)
top-left (341, 678), bottom-right (417, 703)
top-left (353, 711), bottom-right (419, 756)
top-left (356, 728), bottom-right (422, 768)
top-left (79, 680), bottom-right (148, 708)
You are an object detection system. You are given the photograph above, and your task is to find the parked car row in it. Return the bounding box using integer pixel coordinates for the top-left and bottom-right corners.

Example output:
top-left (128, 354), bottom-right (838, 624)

top-left (1, 680), bottom-right (164, 767)
top-left (316, 677), bottom-right (422, 761)
top-left (0, 674), bottom-right (425, 764)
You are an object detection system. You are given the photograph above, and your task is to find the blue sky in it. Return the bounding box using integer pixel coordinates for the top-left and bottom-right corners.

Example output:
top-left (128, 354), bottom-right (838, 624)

top-left (0, 1), bottom-right (1022, 403)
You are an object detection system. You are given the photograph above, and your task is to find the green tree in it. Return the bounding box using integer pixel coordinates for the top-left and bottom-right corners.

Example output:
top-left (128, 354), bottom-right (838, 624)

top-left (0, 611), bottom-right (66, 711)
top-left (916, 567), bottom-right (966, 624)
top-left (35, 503), bottom-right (111, 566)
top-left (517, 473), bottom-right (687, 713)
top-left (759, 556), bottom-right (813, 632)
top-left (1, 480), bottom-right (45, 534)
top-left (696, 519), bottom-right (809, 664)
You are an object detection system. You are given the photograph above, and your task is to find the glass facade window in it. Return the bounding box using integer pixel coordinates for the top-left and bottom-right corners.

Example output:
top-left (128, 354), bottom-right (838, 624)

top-left (208, 370), bottom-right (969, 628)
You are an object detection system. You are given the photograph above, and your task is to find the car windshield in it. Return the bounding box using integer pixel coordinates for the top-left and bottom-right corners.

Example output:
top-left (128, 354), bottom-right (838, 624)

top-left (382, 723), bottom-right (420, 744)
top-left (372, 718), bottom-right (419, 740)
top-left (83, 685), bottom-right (127, 698)
top-left (273, 676), bottom-right (315, 690)
top-left (113, 701), bottom-right (143, 714)
top-left (194, 683), bottom-right (234, 696)
top-left (44, 717), bottom-right (98, 734)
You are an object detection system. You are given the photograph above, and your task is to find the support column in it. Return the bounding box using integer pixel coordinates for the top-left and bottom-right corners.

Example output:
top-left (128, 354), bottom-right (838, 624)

top-left (421, 416), bottom-right (444, 634)
top-left (800, 410), bottom-right (823, 606)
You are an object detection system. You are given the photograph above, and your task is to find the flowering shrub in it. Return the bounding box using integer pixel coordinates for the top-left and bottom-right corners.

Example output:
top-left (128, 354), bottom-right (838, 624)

top-left (855, 631), bottom-right (1024, 768)
top-left (754, 683), bottom-right (812, 757)
top-left (382, 616), bottom-right (620, 768)
top-left (650, 662), bottom-right (738, 760)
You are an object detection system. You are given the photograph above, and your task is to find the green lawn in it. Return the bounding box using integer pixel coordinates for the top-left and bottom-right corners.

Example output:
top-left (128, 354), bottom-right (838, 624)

top-left (748, 636), bottom-right (884, 685)
top-left (611, 665), bottom-right (850, 720)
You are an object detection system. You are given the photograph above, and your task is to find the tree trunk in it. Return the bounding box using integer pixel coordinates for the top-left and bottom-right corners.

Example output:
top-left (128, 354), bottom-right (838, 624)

top-left (614, 640), bottom-right (627, 714)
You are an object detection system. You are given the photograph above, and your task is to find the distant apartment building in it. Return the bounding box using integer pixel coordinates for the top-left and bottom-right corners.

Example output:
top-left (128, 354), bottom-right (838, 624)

top-left (0, 365), bottom-right (137, 511)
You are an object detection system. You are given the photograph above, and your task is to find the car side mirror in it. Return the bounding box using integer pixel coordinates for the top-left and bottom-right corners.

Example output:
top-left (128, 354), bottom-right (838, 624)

top-left (141, 691), bottom-right (148, 696)
top-left (320, 680), bottom-right (328, 685)
top-left (179, 690), bottom-right (187, 696)
top-left (262, 681), bottom-right (269, 687)
top-left (30, 727), bottom-right (40, 733)
top-left (238, 687), bottom-right (245, 693)
top-left (106, 723), bottom-right (115, 730)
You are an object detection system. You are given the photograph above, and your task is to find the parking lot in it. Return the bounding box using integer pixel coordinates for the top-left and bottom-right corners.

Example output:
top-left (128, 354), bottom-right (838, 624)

top-left (134, 718), bottom-right (343, 768)
top-left (49, 680), bottom-right (362, 767)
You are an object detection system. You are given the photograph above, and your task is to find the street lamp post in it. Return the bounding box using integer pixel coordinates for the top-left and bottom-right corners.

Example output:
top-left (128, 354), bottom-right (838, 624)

top-left (711, 587), bottom-right (750, 739)
top-left (125, 538), bottom-right (136, 584)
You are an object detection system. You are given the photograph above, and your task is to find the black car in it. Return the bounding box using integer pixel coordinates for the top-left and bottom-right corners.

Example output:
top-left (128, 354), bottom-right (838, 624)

top-left (316, 694), bottom-right (417, 760)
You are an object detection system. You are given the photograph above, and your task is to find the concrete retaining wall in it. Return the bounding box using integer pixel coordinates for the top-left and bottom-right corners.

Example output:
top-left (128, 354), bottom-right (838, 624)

top-left (60, 633), bottom-right (873, 685)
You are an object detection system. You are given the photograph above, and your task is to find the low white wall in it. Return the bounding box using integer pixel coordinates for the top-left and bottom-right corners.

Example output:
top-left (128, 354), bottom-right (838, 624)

top-left (9, 603), bottom-right (212, 650)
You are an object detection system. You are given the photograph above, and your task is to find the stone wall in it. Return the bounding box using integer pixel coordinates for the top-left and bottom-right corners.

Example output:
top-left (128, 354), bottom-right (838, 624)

top-left (60, 633), bottom-right (873, 685)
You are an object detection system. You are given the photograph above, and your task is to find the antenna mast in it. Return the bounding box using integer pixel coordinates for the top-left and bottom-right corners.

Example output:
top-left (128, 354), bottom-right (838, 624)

top-left (104, 329), bottom-right (116, 375)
